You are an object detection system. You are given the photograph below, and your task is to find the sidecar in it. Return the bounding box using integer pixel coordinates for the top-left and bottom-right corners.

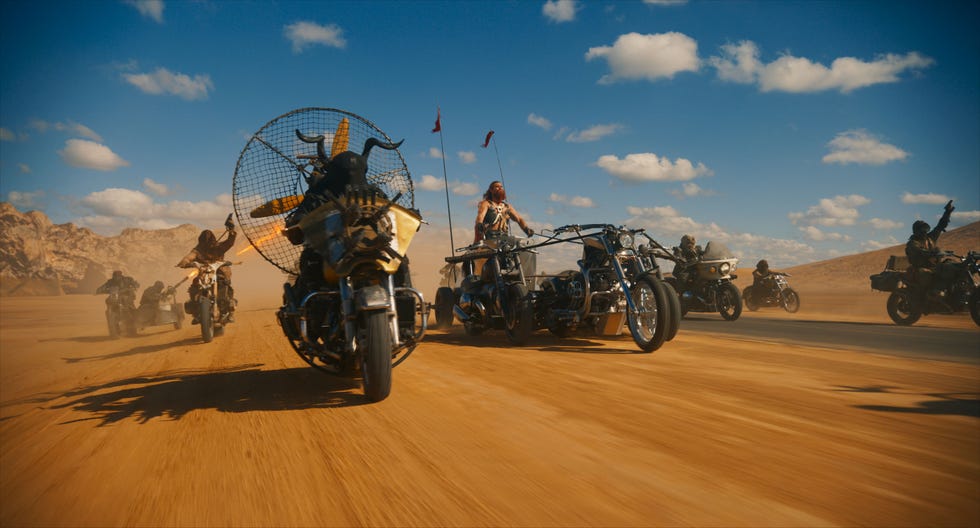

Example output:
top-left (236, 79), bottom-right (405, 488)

top-left (135, 290), bottom-right (185, 331)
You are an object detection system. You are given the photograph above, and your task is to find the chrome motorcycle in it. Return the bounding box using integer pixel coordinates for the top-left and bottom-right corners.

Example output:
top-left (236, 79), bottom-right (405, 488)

top-left (232, 108), bottom-right (426, 402)
top-left (743, 272), bottom-right (800, 313)
top-left (663, 241), bottom-right (742, 320)
top-left (534, 224), bottom-right (680, 353)
top-left (871, 250), bottom-right (980, 327)
top-left (436, 233), bottom-right (535, 345)
top-left (185, 260), bottom-right (234, 343)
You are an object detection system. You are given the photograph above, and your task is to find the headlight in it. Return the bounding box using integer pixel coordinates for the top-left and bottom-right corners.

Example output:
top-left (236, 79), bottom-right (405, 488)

top-left (720, 262), bottom-right (731, 275)
top-left (618, 232), bottom-right (634, 248)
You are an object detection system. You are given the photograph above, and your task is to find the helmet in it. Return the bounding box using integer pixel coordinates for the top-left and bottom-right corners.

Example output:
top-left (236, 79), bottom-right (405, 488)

top-left (756, 259), bottom-right (769, 272)
top-left (198, 229), bottom-right (216, 246)
top-left (112, 270), bottom-right (123, 279)
top-left (912, 220), bottom-right (930, 236)
top-left (681, 234), bottom-right (695, 246)
top-left (153, 280), bottom-right (164, 289)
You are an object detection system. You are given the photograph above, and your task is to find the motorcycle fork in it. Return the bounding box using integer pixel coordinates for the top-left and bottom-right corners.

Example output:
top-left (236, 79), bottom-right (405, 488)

top-left (611, 257), bottom-right (640, 314)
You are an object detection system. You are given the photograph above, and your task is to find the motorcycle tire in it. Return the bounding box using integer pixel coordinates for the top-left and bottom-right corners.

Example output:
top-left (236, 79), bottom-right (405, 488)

top-left (718, 282), bottom-right (742, 321)
top-left (434, 286), bottom-right (455, 329)
top-left (664, 278), bottom-right (689, 317)
top-left (504, 283), bottom-right (534, 346)
top-left (360, 310), bottom-right (393, 402)
top-left (106, 310), bottom-right (120, 339)
top-left (743, 286), bottom-right (760, 311)
top-left (970, 291), bottom-right (980, 327)
top-left (627, 274), bottom-right (668, 353)
top-left (886, 291), bottom-right (921, 326)
top-left (662, 279), bottom-right (681, 342)
top-left (200, 297), bottom-right (214, 343)
top-left (782, 289), bottom-right (801, 313)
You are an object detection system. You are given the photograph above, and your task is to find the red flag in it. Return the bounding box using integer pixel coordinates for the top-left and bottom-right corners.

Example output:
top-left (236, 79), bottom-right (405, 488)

top-left (432, 108), bottom-right (441, 133)
top-left (482, 130), bottom-right (494, 148)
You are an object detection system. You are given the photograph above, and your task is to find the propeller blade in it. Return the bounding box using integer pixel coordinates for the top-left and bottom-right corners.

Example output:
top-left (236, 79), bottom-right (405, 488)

top-left (249, 195), bottom-right (303, 218)
top-left (331, 118), bottom-right (349, 157)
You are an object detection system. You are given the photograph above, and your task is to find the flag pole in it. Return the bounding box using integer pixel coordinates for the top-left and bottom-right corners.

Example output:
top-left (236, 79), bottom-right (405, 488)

top-left (491, 135), bottom-right (506, 191)
top-left (434, 108), bottom-right (455, 252)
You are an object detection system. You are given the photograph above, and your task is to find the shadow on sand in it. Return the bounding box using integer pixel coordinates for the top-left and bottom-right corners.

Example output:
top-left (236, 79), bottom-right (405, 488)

top-left (48, 364), bottom-right (366, 426)
top-left (61, 337), bottom-right (203, 363)
top-left (833, 385), bottom-right (980, 418)
top-left (423, 328), bottom-right (643, 354)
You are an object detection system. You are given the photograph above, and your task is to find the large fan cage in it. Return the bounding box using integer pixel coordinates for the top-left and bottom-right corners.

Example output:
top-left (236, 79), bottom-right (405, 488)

top-left (232, 108), bottom-right (414, 275)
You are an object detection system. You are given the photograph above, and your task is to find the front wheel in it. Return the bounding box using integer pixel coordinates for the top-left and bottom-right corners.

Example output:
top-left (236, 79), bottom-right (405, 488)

top-left (971, 291), bottom-right (980, 327)
top-left (781, 289), bottom-right (801, 313)
top-left (627, 275), bottom-right (668, 353)
top-left (717, 282), bottom-right (742, 321)
top-left (503, 283), bottom-right (534, 345)
top-left (360, 310), bottom-right (393, 402)
top-left (886, 290), bottom-right (921, 326)
top-left (434, 286), bottom-right (455, 329)
top-left (743, 286), bottom-right (760, 311)
top-left (200, 297), bottom-right (214, 342)
top-left (106, 309), bottom-right (121, 339)
top-left (662, 278), bottom-right (681, 342)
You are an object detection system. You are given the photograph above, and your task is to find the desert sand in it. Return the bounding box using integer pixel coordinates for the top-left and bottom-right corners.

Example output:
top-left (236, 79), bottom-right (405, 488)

top-left (1, 267), bottom-right (978, 528)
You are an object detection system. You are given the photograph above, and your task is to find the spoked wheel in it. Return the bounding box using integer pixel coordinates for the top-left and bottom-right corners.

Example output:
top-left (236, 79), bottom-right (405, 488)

top-left (434, 286), bottom-right (455, 329)
top-left (360, 310), bottom-right (393, 402)
top-left (503, 283), bottom-right (534, 345)
top-left (887, 290), bottom-right (921, 326)
top-left (627, 275), bottom-right (668, 353)
top-left (781, 288), bottom-right (801, 313)
top-left (717, 282), bottom-right (742, 321)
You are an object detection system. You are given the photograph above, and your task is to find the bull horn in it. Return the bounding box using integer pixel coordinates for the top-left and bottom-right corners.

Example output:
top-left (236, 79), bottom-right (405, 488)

top-left (362, 137), bottom-right (404, 158)
top-left (295, 129), bottom-right (327, 161)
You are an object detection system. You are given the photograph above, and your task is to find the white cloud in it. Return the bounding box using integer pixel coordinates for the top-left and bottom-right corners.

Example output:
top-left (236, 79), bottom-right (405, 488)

top-left (452, 182), bottom-right (479, 196)
top-left (28, 119), bottom-right (103, 141)
top-left (458, 151), bottom-right (477, 164)
top-left (122, 68), bottom-right (213, 101)
top-left (1, 127), bottom-right (17, 141)
top-left (565, 123), bottom-right (622, 143)
top-left (585, 32), bottom-right (700, 84)
top-left (868, 218), bottom-right (903, 230)
top-left (528, 113), bottom-right (553, 130)
top-left (952, 210), bottom-right (980, 223)
top-left (427, 147), bottom-right (443, 159)
top-left (7, 190), bottom-right (44, 210)
top-left (788, 194), bottom-right (869, 227)
top-left (863, 237), bottom-right (901, 251)
top-left (822, 130), bottom-right (908, 165)
top-left (670, 182), bottom-right (714, 198)
top-left (709, 40), bottom-right (934, 93)
top-left (543, 0), bottom-right (579, 23)
top-left (17, 163), bottom-right (31, 174)
top-left (284, 21), bottom-right (347, 53)
top-left (77, 188), bottom-right (233, 233)
top-left (597, 152), bottom-right (712, 182)
top-left (901, 191), bottom-right (949, 205)
top-left (143, 178), bottom-right (170, 196)
top-left (124, 0), bottom-right (164, 23)
top-left (418, 174), bottom-right (445, 191)
top-left (799, 225), bottom-right (851, 242)
top-left (58, 139), bottom-right (130, 171)
top-left (549, 193), bottom-right (595, 208)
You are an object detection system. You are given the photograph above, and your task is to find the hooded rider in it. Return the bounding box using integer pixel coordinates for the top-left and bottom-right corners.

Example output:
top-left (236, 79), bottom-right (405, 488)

top-left (177, 214), bottom-right (237, 322)
top-left (96, 270), bottom-right (140, 310)
top-left (905, 200), bottom-right (955, 300)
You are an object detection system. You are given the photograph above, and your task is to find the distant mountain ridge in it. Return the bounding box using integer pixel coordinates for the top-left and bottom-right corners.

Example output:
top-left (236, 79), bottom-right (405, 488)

top-left (0, 202), bottom-right (203, 296)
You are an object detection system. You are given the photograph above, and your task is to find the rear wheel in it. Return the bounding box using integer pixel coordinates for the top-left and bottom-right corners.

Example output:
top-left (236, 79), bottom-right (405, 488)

top-left (627, 275), bottom-right (668, 353)
top-left (743, 286), bottom-right (760, 311)
top-left (970, 291), bottom-right (980, 327)
top-left (781, 289), bottom-right (801, 313)
top-left (360, 310), bottom-right (393, 402)
top-left (718, 282), bottom-right (742, 321)
top-left (504, 283), bottom-right (534, 345)
top-left (200, 297), bottom-right (214, 342)
top-left (434, 286), bottom-right (455, 329)
top-left (886, 290), bottom-right (921, 326)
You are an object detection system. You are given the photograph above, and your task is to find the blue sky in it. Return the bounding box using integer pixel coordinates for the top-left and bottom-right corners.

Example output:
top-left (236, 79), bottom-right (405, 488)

top-left (1, 0), bottom-right (978, 270)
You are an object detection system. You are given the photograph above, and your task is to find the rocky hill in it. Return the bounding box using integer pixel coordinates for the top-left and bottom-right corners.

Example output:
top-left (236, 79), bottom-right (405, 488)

top-left (0, 202), bottom-right (203, 296)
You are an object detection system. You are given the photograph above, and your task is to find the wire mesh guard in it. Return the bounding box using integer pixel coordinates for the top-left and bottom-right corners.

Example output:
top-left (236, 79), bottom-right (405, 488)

top-left (232, 108), bottom-right (414, 275)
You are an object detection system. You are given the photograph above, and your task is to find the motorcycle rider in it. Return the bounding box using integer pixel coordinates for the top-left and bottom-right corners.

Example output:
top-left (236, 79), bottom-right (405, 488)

top-left (905, 200), bottom-right (955, 302)
top-left (473, 181), bottom-right (533, 244)
top-left (671, 234), bottom-right (703, 287)
top-left (752, 259), bottom-right (780, 297)
top-left (177, 214), bottom-right (237, 323)
top-left (96, 270), bottom-right (140, 311)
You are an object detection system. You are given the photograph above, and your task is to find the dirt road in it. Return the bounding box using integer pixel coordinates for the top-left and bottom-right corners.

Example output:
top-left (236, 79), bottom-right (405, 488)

top-left (1, 291), bottom-right (978, 527)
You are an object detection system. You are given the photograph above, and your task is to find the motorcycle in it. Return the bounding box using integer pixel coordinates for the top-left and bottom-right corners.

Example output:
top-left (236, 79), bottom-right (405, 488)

top-left (232, 108), bottom-right (427, 402)
top-left (184, 260), bottom-right (235, 343)
top-left (663, 241), bottom-right (742, 320)
top-left (534, 224), bottom-right (680, 353)
top-left (100, 286), bottom-right (137, 338)
top-left (870, 251), bottom-right (980, 327)
top-left (742, 272), bottom-right (800, 313)
top-left (436, 233), bottom-right (535, 345)
top-left (135, 283), bottom-right (185, 332)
